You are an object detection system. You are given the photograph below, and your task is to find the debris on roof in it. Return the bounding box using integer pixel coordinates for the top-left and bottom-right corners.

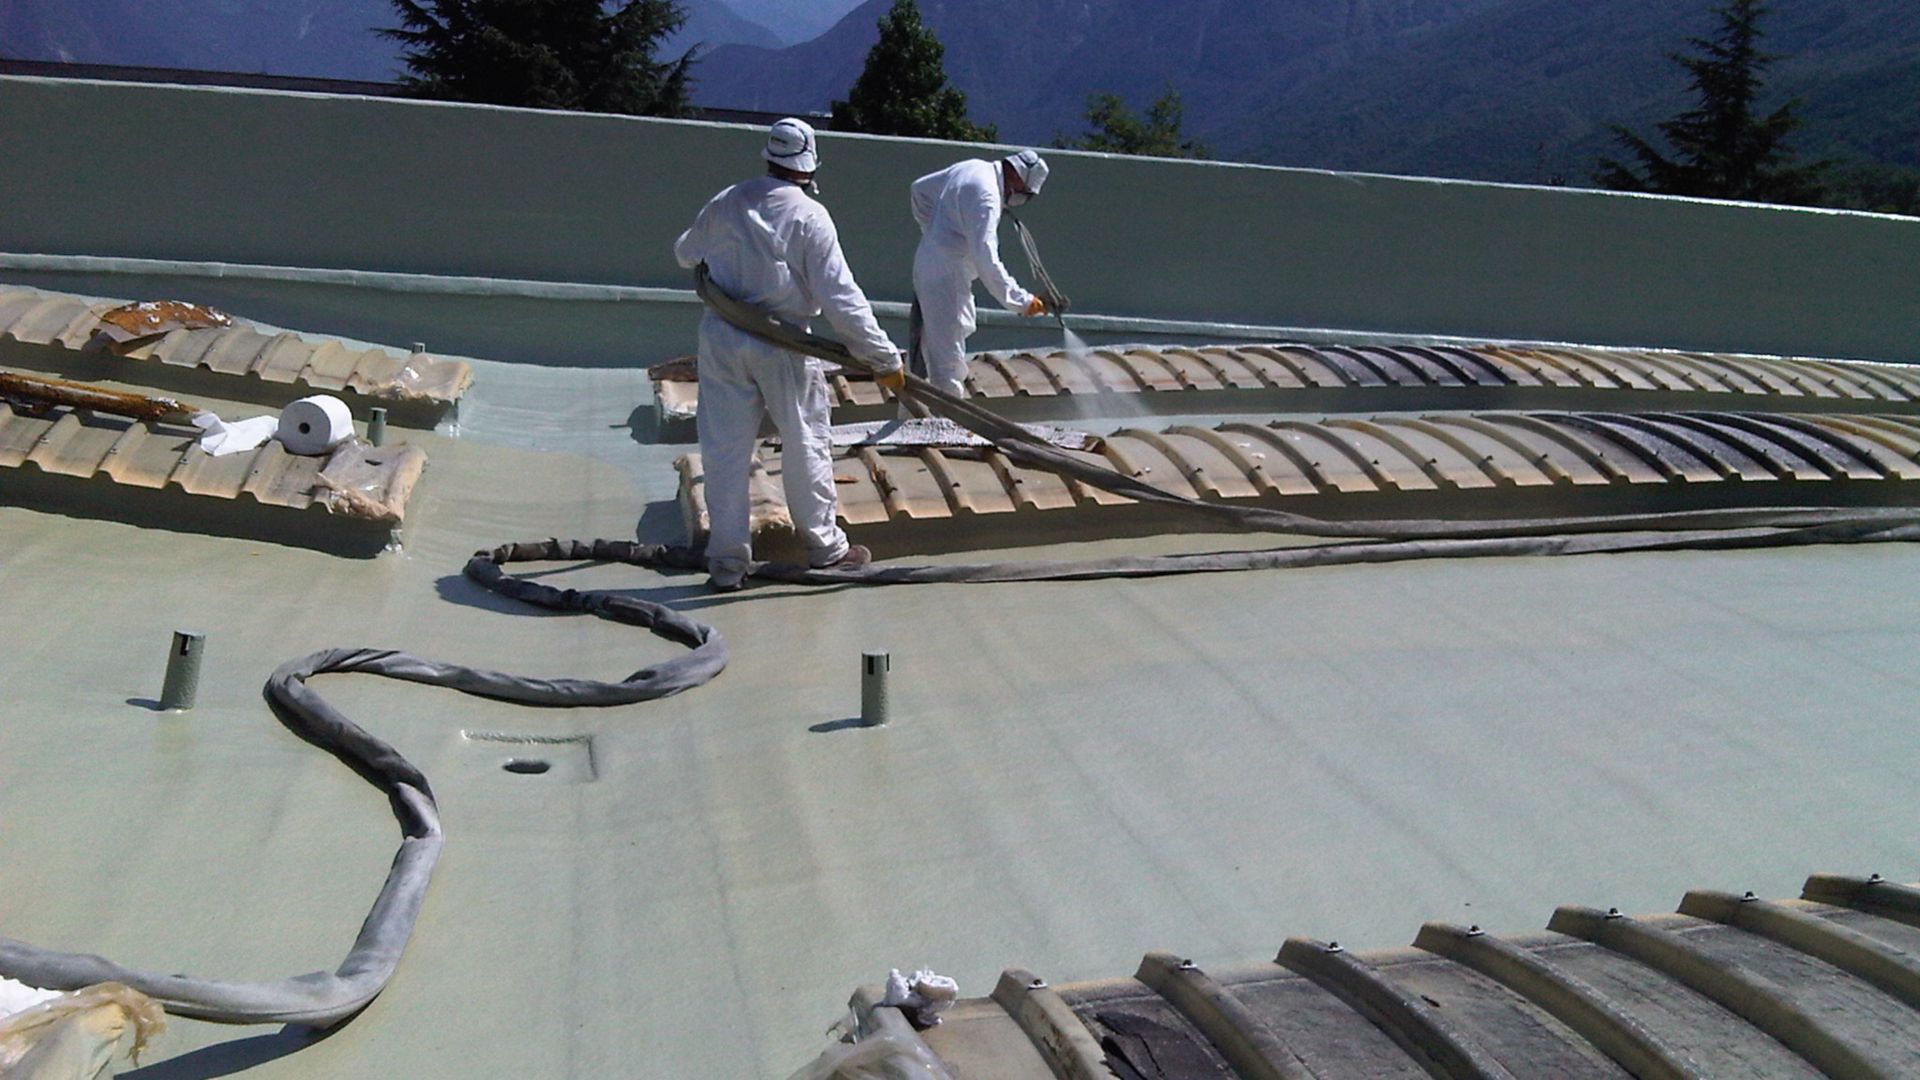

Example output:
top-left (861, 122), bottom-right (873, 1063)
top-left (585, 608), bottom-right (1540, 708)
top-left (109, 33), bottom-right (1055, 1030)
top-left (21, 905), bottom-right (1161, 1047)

top-left (831, 872), bottom-right (1920, 1079)
top-left (94, 298), bottom-right (234, 347)
top-left (0, 285), bottom-right (472, 426)
top-left (652, 342), bottom-right (1920, 438)
top-left (0, 370), bottom-right (192, 423)
top-left (676, 409), bottom-right (1920, 552)
top-left (0, 399), bottom-right (425, 553)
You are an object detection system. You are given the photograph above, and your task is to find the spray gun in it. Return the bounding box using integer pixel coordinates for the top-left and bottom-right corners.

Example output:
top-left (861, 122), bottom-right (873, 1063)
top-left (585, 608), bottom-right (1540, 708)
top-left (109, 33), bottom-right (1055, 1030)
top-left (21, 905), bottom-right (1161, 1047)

top-left (1006, 211), bottom-right (1071, 332)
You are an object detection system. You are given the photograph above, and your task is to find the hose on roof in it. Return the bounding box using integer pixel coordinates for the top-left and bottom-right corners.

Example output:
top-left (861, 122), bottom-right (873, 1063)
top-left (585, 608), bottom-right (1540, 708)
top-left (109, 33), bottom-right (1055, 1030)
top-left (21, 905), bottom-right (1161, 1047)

top-left (5, 276), bottom-right (1917, 1036)
top-left (4, 510), bottom-right (1917, 1031)
top-left (0, 546), bottom-right (725, 1027)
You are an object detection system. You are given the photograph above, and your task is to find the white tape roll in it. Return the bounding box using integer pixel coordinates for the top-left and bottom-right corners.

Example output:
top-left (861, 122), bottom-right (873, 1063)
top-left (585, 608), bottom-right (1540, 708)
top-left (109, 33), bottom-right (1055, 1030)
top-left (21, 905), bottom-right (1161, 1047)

top-left (277, 395), bottom-right (355, 456)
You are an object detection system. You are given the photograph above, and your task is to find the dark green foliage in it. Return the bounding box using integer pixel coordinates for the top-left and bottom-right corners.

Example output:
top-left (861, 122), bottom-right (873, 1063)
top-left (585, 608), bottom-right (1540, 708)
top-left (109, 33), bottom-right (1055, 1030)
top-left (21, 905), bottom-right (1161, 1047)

top-left (1058, 88), bottom-right (1210, 159)
top-left (1597, 0), bottom-right (1825, 203)
top-left (830, 0), bottom-right (995, 142)
top-left (384, 0), bottom-right (694, 116)
top-left (1823, 163), bottom-right (1920, 216)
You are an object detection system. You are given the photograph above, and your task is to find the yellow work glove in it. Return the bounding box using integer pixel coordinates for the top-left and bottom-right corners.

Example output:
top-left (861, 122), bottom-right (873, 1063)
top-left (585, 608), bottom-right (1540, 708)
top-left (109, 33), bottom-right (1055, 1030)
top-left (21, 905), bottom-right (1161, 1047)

top-left (1022, 296), bottom-right (1050, 318)
top-left (876, 366), bottom-right (906, 392)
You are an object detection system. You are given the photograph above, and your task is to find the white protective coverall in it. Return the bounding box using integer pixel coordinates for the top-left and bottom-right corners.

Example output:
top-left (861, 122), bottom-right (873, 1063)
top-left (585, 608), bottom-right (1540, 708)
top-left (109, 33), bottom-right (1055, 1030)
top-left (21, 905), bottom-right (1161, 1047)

top-left (674, 175), bottom-right (901, 582)
top-left (910, 159), bottom-right (1036, 398)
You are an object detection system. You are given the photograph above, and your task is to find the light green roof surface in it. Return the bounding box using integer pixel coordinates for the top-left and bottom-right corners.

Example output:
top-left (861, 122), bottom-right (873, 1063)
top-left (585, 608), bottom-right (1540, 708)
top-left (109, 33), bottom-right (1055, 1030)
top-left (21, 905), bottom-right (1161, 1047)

top-left (4, 358), bottom-right (1919, 1076)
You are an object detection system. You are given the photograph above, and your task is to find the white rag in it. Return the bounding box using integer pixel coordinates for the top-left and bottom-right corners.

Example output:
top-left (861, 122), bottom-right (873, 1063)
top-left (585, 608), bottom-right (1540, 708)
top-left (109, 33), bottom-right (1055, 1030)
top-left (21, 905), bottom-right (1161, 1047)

top-left (191, 410), bottom-right (279, 456)
top-left (880, 968), bottom-right (958, 1028)
top-left (0, 977), bottom-right (60, 1019)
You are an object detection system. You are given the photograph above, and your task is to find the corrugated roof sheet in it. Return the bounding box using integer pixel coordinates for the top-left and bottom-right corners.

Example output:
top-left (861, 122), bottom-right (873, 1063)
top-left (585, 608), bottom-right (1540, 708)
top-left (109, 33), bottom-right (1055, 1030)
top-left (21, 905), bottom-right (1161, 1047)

top-left (0, 402), bottom-right (426, 523)
top-left (845, 873), bottom-right (1920, 1079)
top-left (676, 410), bottom-right (1920, 546)
top-left (0, 285), bottom-right (472, 419)
top-left (653, 343), bottom-right (1920, 430)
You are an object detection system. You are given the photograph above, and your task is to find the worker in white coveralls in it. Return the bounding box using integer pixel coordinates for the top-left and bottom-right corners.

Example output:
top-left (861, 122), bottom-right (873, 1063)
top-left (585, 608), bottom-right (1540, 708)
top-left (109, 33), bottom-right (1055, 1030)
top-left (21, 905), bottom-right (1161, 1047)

top-left (910, 150), bottom-right (1052, 397)
top-left (674, 118), bottom-right (906, 592)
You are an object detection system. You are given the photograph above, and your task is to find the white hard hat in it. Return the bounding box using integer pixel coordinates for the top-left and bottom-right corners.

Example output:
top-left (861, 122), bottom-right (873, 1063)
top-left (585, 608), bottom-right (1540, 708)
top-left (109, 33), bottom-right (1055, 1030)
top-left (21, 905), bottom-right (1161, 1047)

top-left (764, 118), bottom-right (820, 174)
top-left (1005, 149), bottom-right (1049, 195)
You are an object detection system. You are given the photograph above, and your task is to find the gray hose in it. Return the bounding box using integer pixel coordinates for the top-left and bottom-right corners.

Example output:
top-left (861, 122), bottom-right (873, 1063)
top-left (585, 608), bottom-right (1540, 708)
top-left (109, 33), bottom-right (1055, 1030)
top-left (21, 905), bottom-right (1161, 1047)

top-left (3, 278), bottom-right (1914, 1038)
top-left (0, 541), bottom-right (726, 1027)
top-left (1005, 211), bottom-right (1070, 321)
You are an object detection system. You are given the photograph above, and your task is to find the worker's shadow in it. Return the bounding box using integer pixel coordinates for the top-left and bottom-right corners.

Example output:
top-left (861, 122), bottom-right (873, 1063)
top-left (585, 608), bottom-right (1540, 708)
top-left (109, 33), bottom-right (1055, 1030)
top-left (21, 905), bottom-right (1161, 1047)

top-left (634, 499), bottom-right (683, 545)
top-left (616, 404), bottom-right (674, 445)
top-left (122, 1025), bottom-right (324, 1079)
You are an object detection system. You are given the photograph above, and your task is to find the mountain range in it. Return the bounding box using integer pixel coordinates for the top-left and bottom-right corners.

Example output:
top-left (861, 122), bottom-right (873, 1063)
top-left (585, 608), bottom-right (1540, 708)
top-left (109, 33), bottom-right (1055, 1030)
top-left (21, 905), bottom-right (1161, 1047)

top-left (700, 0), bottom-right (1920, 184)
top-left (2, 0), bottom-right (1914, 192)
top-left (0, 0), bottom-right (810, 79)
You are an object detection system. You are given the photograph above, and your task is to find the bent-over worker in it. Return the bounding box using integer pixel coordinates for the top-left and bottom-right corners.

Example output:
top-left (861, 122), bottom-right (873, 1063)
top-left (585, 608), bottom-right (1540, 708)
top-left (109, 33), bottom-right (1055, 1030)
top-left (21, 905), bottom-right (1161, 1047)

top-left (674, 118), bottom-right (905, 592)
top-left (909, 150), bottom-right (1052, 398)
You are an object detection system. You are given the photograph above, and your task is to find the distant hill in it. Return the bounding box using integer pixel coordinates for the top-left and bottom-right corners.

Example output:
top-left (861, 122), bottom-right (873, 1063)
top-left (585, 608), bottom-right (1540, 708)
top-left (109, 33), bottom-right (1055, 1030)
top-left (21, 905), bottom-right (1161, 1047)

top-left (1212, 0), bottom-right (1920, 183)
top-left (0, 0), bottom-right (402, 81)
top-left (696, 0), bottom-right (1510, 140)
top-left (0, 0), bottom-right (784, 81)
top-left (668, 0), bottom-right (781, 57)
top-left (725, 0), bottom-right (868, 46)
top-left (696, 0), bottom-right (1920, 186)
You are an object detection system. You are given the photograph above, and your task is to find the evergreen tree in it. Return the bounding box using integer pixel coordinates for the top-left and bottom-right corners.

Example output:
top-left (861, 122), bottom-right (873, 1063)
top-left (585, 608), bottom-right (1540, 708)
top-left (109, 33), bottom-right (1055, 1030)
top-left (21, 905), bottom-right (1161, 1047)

top-left (831, 0), bottom-right (995, 142)
top-left (1058, 88), bottom-right (1210, 159)
top-left (1596, 0), bottom-right (1824, 203)
top-left (384, 0), bottom-right (695, 117)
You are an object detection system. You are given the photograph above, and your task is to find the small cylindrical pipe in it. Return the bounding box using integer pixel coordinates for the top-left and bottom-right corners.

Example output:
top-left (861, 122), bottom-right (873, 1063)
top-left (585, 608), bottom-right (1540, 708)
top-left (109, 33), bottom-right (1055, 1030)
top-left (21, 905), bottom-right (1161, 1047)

top-left (159, 630), bottom-right (205, 711)
top-left (367, 406), bottom-right (388, 447)
top-left (861, 651), bottom-right (891, 726)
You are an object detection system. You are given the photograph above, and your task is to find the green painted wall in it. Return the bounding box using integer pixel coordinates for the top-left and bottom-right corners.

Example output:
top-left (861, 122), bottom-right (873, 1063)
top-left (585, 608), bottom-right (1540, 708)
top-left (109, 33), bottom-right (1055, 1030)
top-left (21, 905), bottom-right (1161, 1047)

top-left (1, 75), bottom-right (1917, 365)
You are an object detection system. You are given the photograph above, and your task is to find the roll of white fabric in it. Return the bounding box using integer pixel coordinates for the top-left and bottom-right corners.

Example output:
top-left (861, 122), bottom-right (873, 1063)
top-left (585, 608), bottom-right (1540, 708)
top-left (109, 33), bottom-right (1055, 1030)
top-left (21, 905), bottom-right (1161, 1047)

top-left (277, 395), bottom-right (354, 455)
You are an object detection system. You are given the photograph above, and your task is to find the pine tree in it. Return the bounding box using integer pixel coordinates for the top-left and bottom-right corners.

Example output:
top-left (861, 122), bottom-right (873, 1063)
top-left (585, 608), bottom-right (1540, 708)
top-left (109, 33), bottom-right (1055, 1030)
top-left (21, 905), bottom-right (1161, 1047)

top-left (1596, 0), bottom-right (1824, 203)
top-left (1058, 89), bottom-right (1210, 160)
top-left (384, 0), bottom-right (695, 117)
top-left (831, 0), bottom-right (995, 142)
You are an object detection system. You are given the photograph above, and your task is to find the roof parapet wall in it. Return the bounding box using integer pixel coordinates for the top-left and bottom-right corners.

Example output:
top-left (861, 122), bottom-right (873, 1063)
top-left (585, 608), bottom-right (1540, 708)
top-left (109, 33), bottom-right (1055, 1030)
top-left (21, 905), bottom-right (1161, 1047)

top-left (0, 75), bottom-right (1916, 367)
